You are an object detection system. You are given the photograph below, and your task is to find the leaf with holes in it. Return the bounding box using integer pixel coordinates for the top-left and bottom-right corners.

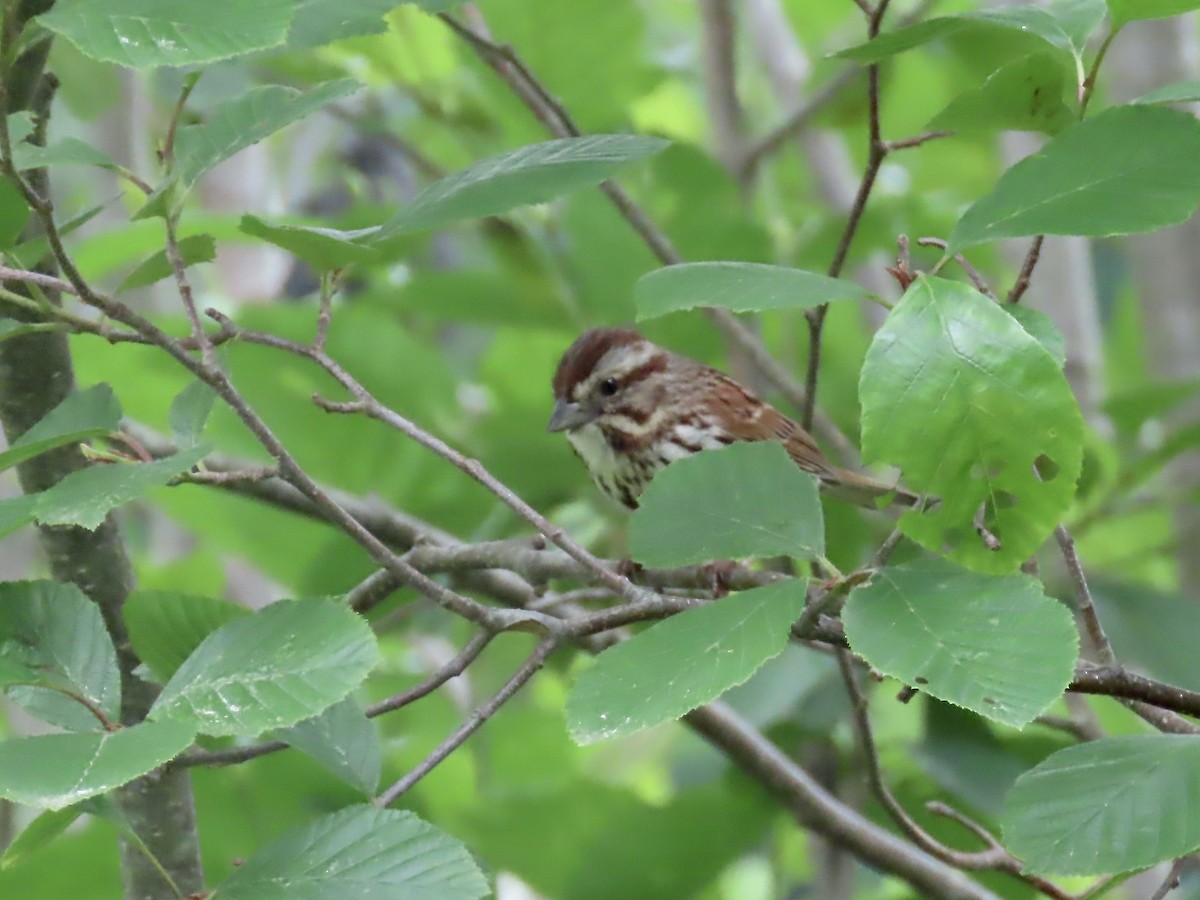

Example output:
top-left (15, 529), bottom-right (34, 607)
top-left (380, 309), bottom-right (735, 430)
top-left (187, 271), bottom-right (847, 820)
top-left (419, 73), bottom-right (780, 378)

top-left (1003, 735), bottom-right (1200, 874)
top-left (628, 442), bottom-right (824, 567)
top-left (36, 0), bottom-right (298, 68)
top-left (0, 580), bottom-right (121, 731)
top-left (0, 722), bottom-right (196, 810)
top-left (860, 276), bottom-right (1083, 572)
top-left (634, 262), bottom-right (869, 320)
top-left (567, 580), bottom-right (808, 743)
top-left (0, 384), bottom-right (121, 475)
top-left (149, 599), bottom-right (378, 736)
top-left (374, 135), bottom-right (669, 239)
top-left (949, 106), bottom-right (1200, 250)
top-left (843, 558), bottom-right (1077, 727)
top-left (209, 806), bottom-right (488, 900)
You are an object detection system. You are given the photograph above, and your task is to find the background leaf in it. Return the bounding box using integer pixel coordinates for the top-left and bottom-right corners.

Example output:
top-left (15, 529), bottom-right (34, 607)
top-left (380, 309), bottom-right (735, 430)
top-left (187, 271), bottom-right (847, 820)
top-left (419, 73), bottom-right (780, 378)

top-left (373, 135), bottom-right (669, 239)
top-left (1107, 0), bottom-right (1200, 25)
top-left (842, 558), bottom-right (1078, 727)
top-left (860, 276), bottom-right (1084, 572)
top-left (628, 442), bottom-right (824, 567)
top-left (0, 722), bottom-right (196, 810)
top-left (567, 580), bottom-right (808, 744)
top-left (928, 52), bottom-right (1074, 134)
top-left (239, 216), bottom-right (379, 269)
top-left (118, 235), bottom-right (215, 291)
top-left (634, 262), bottom-right (869, 320)
top-left (210, 806), bottom-right (489, 900)
top-left (950, 106), bottom-right (1200, 250)
top-left (1003, 735), bottom-right (1200, 874)
top-left (174, 80), bottom-right (361, 189)
top-left (149, 599), bottom-right (378, 736)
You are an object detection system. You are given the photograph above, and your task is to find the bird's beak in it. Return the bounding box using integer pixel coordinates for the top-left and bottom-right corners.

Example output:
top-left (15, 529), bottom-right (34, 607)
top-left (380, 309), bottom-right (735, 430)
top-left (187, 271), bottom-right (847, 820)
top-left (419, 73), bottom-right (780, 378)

top-left (547, 399), bottom-right (594, 433)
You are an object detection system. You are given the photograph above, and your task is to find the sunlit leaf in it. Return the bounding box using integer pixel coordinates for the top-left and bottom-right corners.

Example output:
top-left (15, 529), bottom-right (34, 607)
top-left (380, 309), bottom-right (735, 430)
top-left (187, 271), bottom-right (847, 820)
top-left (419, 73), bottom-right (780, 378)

top-left (36, 0), bottom-right (299, 68)
top-left (150, 599), bottom-right (378, 736)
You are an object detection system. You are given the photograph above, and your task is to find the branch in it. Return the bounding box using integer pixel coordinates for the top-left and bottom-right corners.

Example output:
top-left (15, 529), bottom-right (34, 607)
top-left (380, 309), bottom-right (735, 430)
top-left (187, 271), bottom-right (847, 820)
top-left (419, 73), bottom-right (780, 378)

top-left (376, 637), bottom-right (558, 806)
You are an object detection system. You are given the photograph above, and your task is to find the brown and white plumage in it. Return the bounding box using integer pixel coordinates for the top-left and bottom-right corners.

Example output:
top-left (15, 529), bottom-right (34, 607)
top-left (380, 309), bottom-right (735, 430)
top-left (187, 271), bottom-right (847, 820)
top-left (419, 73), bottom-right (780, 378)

top-left (548, 327), bottom-right (916, 510)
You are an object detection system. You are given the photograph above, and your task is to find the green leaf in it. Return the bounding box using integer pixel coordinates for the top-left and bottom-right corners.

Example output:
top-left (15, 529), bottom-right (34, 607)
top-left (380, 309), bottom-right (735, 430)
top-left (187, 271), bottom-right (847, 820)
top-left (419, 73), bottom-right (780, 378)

top-left (1003, 735), bottom-right (1200, 874)
top-left (1, 804), bottom-right (84, 869)
top-left (149, 599), bottom-right (378, 736)
top-left (0, 320), bottom-right (62, 342)
top-left (123, 591), bottom-right (250, 683)
top-left (0, 721), bottom-right (195, 810)
top-left (634, 262), bottom-right (869, 321)
top-left (210, 805), bottom-right (489, 900)
top-left (1107, 0), bottom-right (1200, 25)
top-left (1132, 78), bottom-right (1200, 105)
top-left (373, 135), bottom-right (669, 239)
top-left (276, 697), bottom-right (381, 795)
top-left (1007, 305), bottom-right (1067, 367)
top-left (842, 558), bottom-right (1077, 727)
top-left (928, 52), bottom-right (1074, 135)
top-left (117, 234), bottom-right (215, 291)
top-left (286, 0), bottom-right (412, 49)
top-left (32, 445), bottom-right (208, 531)
top-left (35, 0), bottom-right (299, 69)
top-left (0, 580), bottom-right (121, 731)
top-left (0, 177), bottom-right (31, 250)
top-left (11, 138), bottom-right (119, 173)
top-left (174, 80), bottom-right (361, 189)
top-left (167, 379), bottom-right (218, 450)
top-left (628, 442), bottom-right (824, 567)
top-left (0, 495), bottom-right (36, 540)
top-left (837, 0), bottom-right (1105, 67)
top-left (4, 111), bottom-right (35, 145)
top-left (0, 384), bottom-right (121, 474)
top-left (239, 215), bottom-right (379, 269)
top-left (860, 277), bottom-right (1084, 572)
top-left (568, 580), bottom-right (807, 744)
top-left (949, 106), bottom-right (1200, 250)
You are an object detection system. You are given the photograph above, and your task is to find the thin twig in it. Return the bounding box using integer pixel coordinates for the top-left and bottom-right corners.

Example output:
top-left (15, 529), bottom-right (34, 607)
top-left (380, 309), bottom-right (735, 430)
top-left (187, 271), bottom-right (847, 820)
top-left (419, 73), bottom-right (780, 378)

top-left (916, 238), bottom-right (996, 299)
top-left (1055, 524), bottom-right (1115, 665)
top-left (1006, 235), bottom-right (1043, 304)
top-left (1148, 857), bottom-right (1189, 900)
top-left (375, 637), bottom-right (558, 806)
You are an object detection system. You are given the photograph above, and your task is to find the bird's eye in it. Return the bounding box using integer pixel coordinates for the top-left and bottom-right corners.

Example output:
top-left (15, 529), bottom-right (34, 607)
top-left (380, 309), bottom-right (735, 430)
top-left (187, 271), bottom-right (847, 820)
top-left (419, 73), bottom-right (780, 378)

top-left (599, 377), bottom-right (619, 396)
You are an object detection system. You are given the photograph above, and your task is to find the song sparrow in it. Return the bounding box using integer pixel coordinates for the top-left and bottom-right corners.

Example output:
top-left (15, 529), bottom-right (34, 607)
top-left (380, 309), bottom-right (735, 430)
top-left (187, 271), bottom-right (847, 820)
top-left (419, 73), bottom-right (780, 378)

top-left (548, 327), bottom-right (918, 510)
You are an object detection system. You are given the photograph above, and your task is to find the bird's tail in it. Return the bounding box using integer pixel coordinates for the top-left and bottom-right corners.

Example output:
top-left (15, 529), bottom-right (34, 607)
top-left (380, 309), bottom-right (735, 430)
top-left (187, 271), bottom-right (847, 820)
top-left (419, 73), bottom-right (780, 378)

top-left (824, 467), bottom-right (922, 509)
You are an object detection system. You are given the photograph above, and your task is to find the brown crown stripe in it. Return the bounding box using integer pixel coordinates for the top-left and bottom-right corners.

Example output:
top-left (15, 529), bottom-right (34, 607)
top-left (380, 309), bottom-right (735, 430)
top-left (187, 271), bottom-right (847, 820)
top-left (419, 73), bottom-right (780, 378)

top-left (551, 327), bottom-right (641, 398)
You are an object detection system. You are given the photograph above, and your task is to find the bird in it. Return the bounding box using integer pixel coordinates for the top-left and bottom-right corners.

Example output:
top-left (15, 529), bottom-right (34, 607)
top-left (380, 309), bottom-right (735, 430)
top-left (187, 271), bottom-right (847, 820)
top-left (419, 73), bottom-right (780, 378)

top-left (547, 327), bottom-right (918, 510)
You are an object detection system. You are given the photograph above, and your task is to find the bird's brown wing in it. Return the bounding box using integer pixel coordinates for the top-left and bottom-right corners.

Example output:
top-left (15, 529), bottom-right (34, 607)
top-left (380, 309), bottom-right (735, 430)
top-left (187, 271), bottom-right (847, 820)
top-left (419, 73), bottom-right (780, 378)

top-left (703, 368), bottom-right (838, 479)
